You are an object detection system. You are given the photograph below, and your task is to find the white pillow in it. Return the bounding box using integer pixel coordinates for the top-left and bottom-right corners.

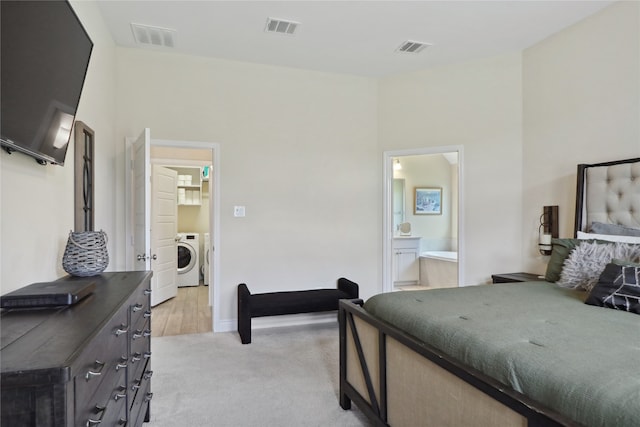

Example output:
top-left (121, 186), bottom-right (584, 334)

top-left (577, 231), bottom-right (640, 244)
top-left (558, 241), bottom-right (640, 291)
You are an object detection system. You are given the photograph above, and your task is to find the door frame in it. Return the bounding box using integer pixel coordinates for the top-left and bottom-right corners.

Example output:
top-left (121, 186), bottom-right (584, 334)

top-left (125, 137), bottom-right (221, 332)
top-left (382, 146), bottom-right (465, 293)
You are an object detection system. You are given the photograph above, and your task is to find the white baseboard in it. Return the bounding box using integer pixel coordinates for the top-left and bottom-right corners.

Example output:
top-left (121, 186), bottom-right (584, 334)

top-left (214, 318), bottom-right (235, 333)
top-left (214, 312), bottom-right (338, 333)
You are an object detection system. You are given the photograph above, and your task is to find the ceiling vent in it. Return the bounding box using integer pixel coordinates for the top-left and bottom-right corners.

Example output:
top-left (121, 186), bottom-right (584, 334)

top-left (396, 40), bottom-right (431, 54)
top-left (131, 23), bottom-right (176, 48)
top-left (265, 18), bottom-right (299, 35)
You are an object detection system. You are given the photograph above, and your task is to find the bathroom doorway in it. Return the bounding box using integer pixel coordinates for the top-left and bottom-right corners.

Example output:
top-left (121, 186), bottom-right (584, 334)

top-left (383, 147), bottom-right (464, 293)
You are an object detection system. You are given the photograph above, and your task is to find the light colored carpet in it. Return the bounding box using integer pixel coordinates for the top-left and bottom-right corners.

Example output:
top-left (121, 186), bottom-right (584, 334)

top-left (144, 322), bottom-right (372, 427)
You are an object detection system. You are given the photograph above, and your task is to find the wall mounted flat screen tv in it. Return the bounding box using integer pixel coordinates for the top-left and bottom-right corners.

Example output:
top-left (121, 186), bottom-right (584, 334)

top-left (1, 0), bottom-right (93, 165)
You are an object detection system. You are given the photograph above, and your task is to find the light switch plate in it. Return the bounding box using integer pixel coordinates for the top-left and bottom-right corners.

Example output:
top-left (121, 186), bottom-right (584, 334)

top-left (233, 206), bottom-right (246, 217)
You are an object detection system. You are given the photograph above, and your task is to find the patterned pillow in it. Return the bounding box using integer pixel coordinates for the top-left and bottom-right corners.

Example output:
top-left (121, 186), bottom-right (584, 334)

top-left (585, 263), bottom-right (640, 314)
top-left (557, 242), bottom-right (640, 291)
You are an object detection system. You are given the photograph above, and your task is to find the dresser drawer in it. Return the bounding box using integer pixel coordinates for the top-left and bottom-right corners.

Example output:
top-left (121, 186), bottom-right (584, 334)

top-left (129, 318), bottom-right (151, 386)
top-left (130, 360), bottom-right (152, 403)
top-left (130, 364), bottom-right (152, 426)
top-left (76, 366), bottom-right (127, 427)
top-left (74, 313), bottom-right (129, 412)
top-left (114, 399), bottom-right (128, 427)
top-left (130, 322), bottom-right (151, 350)
top-left (130, 287), bottom-right (152, 332)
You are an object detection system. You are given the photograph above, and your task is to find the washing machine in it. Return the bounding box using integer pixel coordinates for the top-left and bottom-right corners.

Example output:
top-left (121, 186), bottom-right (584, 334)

top-left (203, 233), bottom-right (210, 286)
top-left (176, 233), bottom-right (200, 287)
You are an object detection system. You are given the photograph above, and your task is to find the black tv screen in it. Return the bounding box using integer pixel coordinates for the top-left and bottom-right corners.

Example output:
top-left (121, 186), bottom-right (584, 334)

top-left (1, 0), bottom-right (93, 165)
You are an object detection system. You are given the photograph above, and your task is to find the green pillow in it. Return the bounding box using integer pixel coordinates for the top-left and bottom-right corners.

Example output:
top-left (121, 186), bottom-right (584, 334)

top-left (544, 239), bottom-right (581, 282)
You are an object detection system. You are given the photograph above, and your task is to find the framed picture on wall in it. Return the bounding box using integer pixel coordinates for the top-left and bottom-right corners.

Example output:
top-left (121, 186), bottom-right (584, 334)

top-left (414, 187), bottom-right (442, 215)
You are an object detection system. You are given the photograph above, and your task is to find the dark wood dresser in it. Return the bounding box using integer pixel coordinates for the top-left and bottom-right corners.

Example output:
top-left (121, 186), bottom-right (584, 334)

top-left (1, 271), bottom-right (153, 427)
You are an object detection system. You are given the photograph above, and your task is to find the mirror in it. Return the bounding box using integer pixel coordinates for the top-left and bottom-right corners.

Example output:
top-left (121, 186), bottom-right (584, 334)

top-left (392, 178), bottom-right (405, 232)
top-left (399, 222), bottom-right (411, 235)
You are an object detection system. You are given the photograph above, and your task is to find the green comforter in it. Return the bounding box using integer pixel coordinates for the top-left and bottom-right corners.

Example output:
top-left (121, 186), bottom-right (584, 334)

top-left (364, 282), bottom-right (640, 427)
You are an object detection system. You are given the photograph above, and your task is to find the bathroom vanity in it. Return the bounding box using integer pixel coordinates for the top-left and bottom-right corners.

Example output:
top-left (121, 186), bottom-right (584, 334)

top-left (392, 236), bottom-right (421, 286)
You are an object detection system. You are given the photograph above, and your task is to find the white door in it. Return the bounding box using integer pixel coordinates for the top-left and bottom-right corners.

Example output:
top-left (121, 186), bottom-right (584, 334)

top-left (151, 165), bottom-right (178, 306)
top-left (132, 129), bottom-right (151, 271)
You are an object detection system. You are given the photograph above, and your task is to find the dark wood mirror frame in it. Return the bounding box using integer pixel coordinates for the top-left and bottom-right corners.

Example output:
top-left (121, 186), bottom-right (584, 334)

top-left (74, 121), bottom-right (94, 232)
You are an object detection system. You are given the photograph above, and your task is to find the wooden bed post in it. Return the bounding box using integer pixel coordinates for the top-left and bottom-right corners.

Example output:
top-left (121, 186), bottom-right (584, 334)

top-left (574, 163), bottom-right (587, 237)
top-left (338, 301), bottom-right (351, 410)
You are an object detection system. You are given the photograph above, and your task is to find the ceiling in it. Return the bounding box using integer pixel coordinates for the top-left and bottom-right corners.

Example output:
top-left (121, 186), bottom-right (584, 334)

top-left (96, 0), bottom-right (614, 78)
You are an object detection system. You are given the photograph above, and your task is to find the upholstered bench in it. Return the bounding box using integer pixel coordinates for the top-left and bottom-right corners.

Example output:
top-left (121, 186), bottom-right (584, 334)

top-left (237, 278), bottom-right (360, 344)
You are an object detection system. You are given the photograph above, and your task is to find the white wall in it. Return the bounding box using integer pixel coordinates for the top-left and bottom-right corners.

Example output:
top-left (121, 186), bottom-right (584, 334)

top-left (522, 1), bottom-right (640, 273)
top-left (177, 192), bottom-right (210, 235)
top-left (379, 53), bottom-right (524, 285)
top-left (114, 49), bottom-right (380, 324)
top-left (0, 1), bottom-right (117, 293)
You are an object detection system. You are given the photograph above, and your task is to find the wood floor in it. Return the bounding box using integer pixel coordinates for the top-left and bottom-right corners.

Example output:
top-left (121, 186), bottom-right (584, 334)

top-left (152, 285), bottom-right (212, 337)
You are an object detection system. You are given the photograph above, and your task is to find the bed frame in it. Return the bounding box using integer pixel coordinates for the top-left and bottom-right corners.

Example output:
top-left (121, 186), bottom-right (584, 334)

top-left (339, 157), bottom-right (640, 427)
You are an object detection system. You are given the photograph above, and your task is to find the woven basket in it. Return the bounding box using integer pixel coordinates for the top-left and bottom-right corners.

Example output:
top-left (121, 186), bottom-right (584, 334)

top-left (62, 230), bottom-right (109, 277)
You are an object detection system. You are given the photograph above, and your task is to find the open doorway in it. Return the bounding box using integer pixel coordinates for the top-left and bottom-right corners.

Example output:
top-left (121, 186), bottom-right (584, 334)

top-left (383, 146), bottom-right (464, 293)
top-left (125, 133), bottom-right (221, 335)
top-left (150, 146), bottom-right (212, 336)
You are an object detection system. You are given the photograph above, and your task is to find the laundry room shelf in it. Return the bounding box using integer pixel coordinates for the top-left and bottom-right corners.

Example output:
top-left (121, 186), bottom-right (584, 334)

top-left (169, 166), bottom-right (202, 206)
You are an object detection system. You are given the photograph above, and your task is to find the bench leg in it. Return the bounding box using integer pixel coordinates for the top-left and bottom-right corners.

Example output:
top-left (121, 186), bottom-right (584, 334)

top-left (239, 316), bottom-right (251, 344)
top-left (238, 283), bottom-right (252, 344)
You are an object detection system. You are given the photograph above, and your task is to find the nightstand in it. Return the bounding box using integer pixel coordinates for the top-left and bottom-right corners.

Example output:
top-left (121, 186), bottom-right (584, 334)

top-left (491, 272), bottom-right (542, 283)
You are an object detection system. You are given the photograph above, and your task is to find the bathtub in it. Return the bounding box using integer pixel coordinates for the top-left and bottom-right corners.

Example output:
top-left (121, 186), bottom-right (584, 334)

top-left (419, 251), bottom-right (458, 288)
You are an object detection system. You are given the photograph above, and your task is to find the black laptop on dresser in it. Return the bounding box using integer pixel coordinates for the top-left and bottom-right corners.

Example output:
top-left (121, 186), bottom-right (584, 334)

top-left (0, 280), bottom-right (96, 309)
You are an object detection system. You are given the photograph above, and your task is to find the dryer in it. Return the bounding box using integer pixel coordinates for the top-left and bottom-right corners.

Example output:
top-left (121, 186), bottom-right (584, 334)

top-left (203, 233), bottom-right (210, 286)
top-left (176, 233), bottom-right (200, 287)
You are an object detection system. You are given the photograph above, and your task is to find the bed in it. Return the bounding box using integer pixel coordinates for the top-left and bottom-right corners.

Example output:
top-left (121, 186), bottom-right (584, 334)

top-left (339, 157), bottom-right (640, 427)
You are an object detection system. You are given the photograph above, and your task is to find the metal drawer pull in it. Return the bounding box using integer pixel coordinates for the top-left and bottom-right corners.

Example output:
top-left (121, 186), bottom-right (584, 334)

top-left (143, 310), bottom-right (152, 318)
top-left (144, 351), bottom-right (152, 359)
top-left (114, 325), bottom-right (128, 336)
top-left (132, 303), bottom-right (143, 312)
top-left (114, 387), bottom-right (127, 401)
top-left (145, 392), bottom-right (154, 402)
top-left (116, 356), bottom-right (127, 371)
top-left (144, 288), bottom-right (152, 295)
top-left (85, 360), bottom-right (105, 381)
top-left (131, 352), bottom-right (142, 362)
top-left (131, 380), bottom-right (141, 390)
top-left (118, 418), bottom-right (127, 425)
top-left (144, 370), bottom-right (153, 380)
top-left (133, 329), bottom-right (151, 339)
top-left (86, 405), bottom-right (105, 426)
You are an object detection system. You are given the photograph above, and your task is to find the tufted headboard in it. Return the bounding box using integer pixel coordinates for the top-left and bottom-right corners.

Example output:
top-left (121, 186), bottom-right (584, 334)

top-left (574, 157), bottom-right (640, 236)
